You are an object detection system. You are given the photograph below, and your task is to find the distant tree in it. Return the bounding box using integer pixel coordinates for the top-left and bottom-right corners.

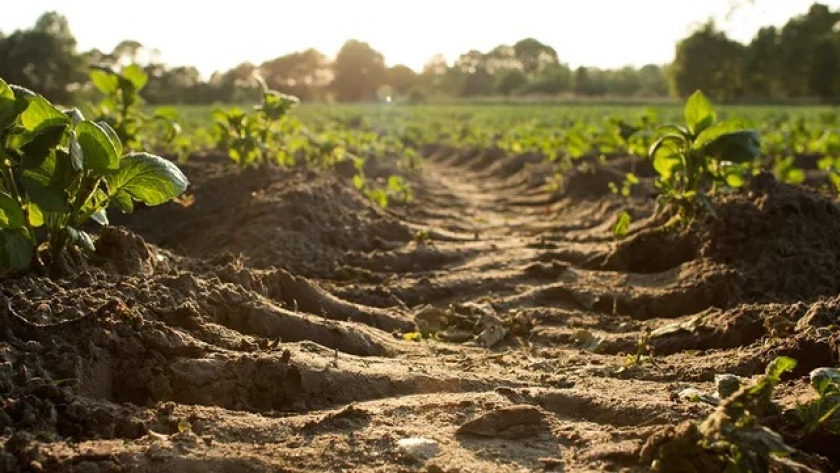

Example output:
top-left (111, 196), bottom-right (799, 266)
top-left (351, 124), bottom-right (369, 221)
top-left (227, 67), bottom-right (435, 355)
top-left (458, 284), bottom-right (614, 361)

top-left (384, 64), bottom-right (418, 96)
top-left (669, 21), bottom-right (744, 100)
top-left (637, 64), bottom-right (669, 97)
top-left (0, 12), bottom-right (84, 103)
top-left (496, 69), bottom-right (528, 96)
top-left (776, 3), bottom-right (840, 100)
top-left (605, 66), bottom-right (642, 96)
top-left (331, 40), bottom-right (386, 102)
top-left (208, 62), bottom-right (260, 103)
top-left (260, 48), bottom-right (331, 100)
top-left (513, 38), bottom-right (558, 77)
top-left (741, 26), bottom-right (783, 99)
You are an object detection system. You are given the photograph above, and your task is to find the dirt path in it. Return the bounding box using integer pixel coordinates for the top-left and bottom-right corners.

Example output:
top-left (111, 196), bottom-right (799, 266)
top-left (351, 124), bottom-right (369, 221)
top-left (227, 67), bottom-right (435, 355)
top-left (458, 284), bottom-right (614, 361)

top-left (3, 149), bottom-right (839, 472)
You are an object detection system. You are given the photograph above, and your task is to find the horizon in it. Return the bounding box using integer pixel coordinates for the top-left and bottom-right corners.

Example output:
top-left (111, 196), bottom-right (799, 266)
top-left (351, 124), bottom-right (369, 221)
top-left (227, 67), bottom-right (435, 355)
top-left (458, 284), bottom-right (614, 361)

top-left (2, 0), bottom-right (838, 79)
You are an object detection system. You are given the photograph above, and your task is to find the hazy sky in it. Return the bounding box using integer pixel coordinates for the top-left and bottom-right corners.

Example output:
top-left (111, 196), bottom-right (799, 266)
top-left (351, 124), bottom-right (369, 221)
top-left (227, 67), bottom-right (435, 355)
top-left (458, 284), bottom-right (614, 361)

top-left (2, 0), bottom-right (838, 78)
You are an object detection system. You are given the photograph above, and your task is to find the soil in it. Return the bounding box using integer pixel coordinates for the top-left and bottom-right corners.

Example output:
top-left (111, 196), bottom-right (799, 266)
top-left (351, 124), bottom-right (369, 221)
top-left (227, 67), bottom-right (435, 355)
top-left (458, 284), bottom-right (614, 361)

top-left (1, 148), bottom-right (839, 472)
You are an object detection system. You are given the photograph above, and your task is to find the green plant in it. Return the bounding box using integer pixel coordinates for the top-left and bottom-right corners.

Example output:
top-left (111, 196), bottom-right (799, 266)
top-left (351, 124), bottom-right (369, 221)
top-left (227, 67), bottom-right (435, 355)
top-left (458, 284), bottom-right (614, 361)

top-left (0, 77), bottom-right (189, 270)
top-left (796, 367), bottom-right (840, 438)
top-left (648, 90), bottom-right (761, 223)
top-left (612, 211), bottom-right (632, 239)
top-left (213, 77), bottom-right (299, 168)
top-left (351, 157), bottom-right (413, 208)
top-left (625, 326), bottom-right (655, 366)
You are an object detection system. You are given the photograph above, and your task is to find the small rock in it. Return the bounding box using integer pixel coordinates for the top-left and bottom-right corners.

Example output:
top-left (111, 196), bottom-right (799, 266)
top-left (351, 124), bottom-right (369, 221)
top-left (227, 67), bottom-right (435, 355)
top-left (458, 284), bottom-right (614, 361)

top-left (396, 437), bottom-right (440, 462)
top-left (456, 405), bottom-right (546, 439)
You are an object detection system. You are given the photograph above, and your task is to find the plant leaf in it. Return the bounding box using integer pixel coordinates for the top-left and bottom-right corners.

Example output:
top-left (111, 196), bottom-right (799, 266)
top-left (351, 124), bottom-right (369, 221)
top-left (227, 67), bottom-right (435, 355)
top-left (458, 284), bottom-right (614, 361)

top-left (684, 90), bottom-right (716, 135)
top-left (767, 356), bottom-right (797, 379)
top-left (612, 211), bottom-right (632, 239)
top-left (121, 64), bottom-right (149, 91)
top-left (0, 78), bottom-right (17, 130)
top-left (701, 130), bottom-right (761, 164)
top-left (89, 68), bottom-right (120, 95)
top-left (19, 96), bottom-right (70, 135)
top-left (106, 152), bottom-right (189, 206)
top-left (75, 121), bottom-right (120, 172)
top-left (0, 191), bottom-right (24, 229)
top-left (0, 229), bottom-right (33, 270)
top-left (96, 121), bottom-right (123, 157)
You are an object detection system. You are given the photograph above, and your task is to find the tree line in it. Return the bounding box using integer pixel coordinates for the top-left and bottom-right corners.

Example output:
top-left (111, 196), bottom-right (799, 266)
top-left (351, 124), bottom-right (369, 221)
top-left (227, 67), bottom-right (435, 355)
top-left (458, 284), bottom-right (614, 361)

top-left (1, 3), bottom-right (839, 104)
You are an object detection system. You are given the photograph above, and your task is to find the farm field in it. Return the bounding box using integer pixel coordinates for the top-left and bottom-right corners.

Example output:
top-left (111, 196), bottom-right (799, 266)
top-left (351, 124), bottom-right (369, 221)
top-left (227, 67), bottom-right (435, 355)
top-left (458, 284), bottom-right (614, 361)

top-left (3, 64), bottom-right (840, 473)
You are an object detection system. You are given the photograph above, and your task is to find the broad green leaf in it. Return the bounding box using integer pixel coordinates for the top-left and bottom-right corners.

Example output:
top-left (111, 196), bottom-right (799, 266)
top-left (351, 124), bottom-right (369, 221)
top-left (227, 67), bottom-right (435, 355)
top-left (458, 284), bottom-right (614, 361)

top-left (111, 189), bottom-right (134, 213)
top-left (701, 130), bottom-right (761, 163)
top-left (14, 125), bottom-right (68, 164)
top-left (684, 90), bottom-right (716, 135)
top-left (121, 64), bottom-right (148, 90)
top-left (0, 192), bottom-right (24, 229)
top-left (767, 356), bottom-right (797, 379)
top-left (19, 152), bottom-right (72, 213)
top-left (97, 121), bottom-right (123, 157)
top-left (612, 211), bottom-right (632, 239)
top-left (693, 120), bottom-right (745, 150)
top-left (76, 121), bottom-right (119, 172)
top-left (90, 68), bottom-right (120, 94)
top-left (154, 107), bottom-right (179, 120)
top-left (20, 96), bottom-right (70, 134)
top-left (27, 202), bottom-right (44, 227)
top-left (0, 228), bottom-right (33, 270)
top-left (0, 78), bottom-right (17, 130)
top-left (651, 141), bottom-right (683, 180)
top-left (106, 152), bottom-right (189, 206)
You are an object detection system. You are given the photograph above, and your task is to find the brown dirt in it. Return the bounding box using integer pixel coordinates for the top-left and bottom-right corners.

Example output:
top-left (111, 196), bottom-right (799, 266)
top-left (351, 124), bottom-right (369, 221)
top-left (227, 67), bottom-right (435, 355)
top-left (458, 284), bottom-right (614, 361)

top-left (1, 149), bottom-right (840, 472)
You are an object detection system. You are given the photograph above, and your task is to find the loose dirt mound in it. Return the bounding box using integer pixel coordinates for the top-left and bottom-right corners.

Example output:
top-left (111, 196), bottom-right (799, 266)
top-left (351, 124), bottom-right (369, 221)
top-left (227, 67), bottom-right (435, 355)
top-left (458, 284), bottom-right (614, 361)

top-left (111, 154), bottom-right (413, 278)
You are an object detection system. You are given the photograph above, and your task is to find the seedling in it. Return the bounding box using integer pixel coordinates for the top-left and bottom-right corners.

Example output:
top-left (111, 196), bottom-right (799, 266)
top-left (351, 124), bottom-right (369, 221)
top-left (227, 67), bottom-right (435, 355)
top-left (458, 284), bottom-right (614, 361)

top-left (0, 77), bottom-right (189, 270)
top-left (89, 65), bottom-right (182, 153)
top-left (625, 326), bottom-right (656, 366)
top-left (648, 90), bottom-right (761, 223)
top-left (213, 76), bottom-right (299, 168)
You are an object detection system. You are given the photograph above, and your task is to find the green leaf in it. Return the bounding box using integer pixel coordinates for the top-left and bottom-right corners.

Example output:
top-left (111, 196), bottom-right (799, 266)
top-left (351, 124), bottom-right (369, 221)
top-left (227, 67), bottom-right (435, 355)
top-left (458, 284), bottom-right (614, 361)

top-left (612, 211), bottom-right (632, 239)
top-left (97, 121), bottom-right (123, 157)
top-left (106, 152), bottom-right (189, 206)
top-left (69, 131), bottom-right (84, 171)
top-left (652, 141), bottom-right (683, 180)
top-left (701, 130), bottom-right (761, 163)
top-left (27, 202), bottom-right (44, 227)
top-left (693, 119), bottom-right (746, 150)
top-left (90, 68), bottom-right (120, 95)
top-left (111, 190), bottom-right (134, 213)
top-left (767, 356), bottom-right (797, 379)
top-left (0, 191), bottom-right (24, 229)
top-left (16, 125), bottom-right (68, 164)
top-left (0, 78), bottom-right (17, 130)
top-left (75, 121), bottom-right (119, 172)
top-left (20, 96), bottom-right (70, 134)
top-left (67, 227), bottom-right (95, 252)
top-left (684, 90), bottom-right (716, 135)
top-left (121, 64), bottom-right (149, 90)
top-left (0, 228), bottom-right (33, 270)
top-left (19, 152), bottom-right (72, 213)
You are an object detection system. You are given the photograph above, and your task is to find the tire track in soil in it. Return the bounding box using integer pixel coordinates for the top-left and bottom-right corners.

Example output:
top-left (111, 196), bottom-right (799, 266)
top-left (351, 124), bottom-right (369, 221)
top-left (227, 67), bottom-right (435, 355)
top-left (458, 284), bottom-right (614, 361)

top-left (3, 149), bottom-right (831, 472)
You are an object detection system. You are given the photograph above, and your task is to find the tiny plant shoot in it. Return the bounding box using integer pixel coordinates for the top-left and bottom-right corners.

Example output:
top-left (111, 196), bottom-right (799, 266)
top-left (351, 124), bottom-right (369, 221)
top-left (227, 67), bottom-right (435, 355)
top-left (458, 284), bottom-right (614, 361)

top-left (0, 77), bottom-right (189, 271)
top-left (648, 90), bottom-right (761, 223)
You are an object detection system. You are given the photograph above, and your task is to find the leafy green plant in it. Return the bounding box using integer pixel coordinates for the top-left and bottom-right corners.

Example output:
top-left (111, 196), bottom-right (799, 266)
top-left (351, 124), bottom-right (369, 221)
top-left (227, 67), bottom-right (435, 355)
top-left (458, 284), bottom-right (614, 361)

top-left (648, 90), bottom-right (761, 222)
top-left (0, 77), bottom-right (189, 270)
top-left (625, 326), bottom-right (655, 366)
top-left (796, 367), bottom-right (840, 438)
top-left (213, 77), bottom-right (299, 168)
top-left (351, 157), bottom-right (414, 208)
top-left (612, 210), bottom-right (632, 239)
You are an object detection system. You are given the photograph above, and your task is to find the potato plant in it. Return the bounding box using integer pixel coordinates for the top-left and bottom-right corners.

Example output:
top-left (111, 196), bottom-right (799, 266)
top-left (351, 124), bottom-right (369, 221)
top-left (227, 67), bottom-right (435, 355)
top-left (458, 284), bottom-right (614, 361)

top-left (89, 64), bottom-right (183, 153)
top-left (213, 79), bottom-right (300, 168)
top-left (648, 90), bottom-right (761, 222)
top-left (0, 77), bottom-right (189, 271)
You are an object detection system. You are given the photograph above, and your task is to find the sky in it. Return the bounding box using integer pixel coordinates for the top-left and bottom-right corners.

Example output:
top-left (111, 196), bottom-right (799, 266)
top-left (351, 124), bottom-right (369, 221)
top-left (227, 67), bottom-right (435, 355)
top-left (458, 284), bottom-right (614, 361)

top-left (2, 0), bottom-right (839, 78)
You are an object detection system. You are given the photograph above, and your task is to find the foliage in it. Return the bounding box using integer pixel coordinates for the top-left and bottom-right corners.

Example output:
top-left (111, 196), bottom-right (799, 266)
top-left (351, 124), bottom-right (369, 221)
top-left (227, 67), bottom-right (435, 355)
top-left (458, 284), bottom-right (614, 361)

top-left (0, 77), bottom-right (188, 270)
top-left (212, 78), bottom-right (300, 168)
top-left (648, 90), bottom-right (761, 222)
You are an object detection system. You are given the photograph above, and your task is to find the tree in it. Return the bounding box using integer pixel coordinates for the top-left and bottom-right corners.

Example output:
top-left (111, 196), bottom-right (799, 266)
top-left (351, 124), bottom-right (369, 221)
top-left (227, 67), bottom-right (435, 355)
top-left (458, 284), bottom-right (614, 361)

top-left (669, 21), bottom-right (744, 100)
top-left (260, 48), bottom-right (331, 100)
top-left (331, 40), bottom-right (386, 102)
top-left (776, 4), bottom-right (840, 99)
top-left (384, 65), bottom-right (418, 96)
top-left (0, 12), bottom-right (85, 104)
top-left (513, 38), bottom-right (558, 77)
top-left (637, 64), bottom-right (669, 97)
top-left (496, 69), bottom-right (528, 96)
top-left (741, 27), bottom-right (783, 99)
